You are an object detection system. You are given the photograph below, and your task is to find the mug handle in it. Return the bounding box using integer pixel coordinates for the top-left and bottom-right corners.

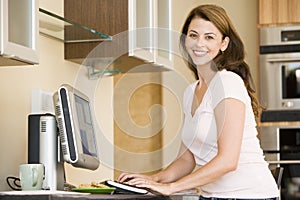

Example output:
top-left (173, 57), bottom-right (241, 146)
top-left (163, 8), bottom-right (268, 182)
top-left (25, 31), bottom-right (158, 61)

top-left (32, 167), bottom-right (38, 187)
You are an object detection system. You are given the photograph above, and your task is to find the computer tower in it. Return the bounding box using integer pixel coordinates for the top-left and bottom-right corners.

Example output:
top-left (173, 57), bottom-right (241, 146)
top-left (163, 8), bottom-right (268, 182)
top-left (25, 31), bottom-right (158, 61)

top-left (27, 113), bottom-right (65, 191)
top-left (28, 114), bottom-right (44, 164)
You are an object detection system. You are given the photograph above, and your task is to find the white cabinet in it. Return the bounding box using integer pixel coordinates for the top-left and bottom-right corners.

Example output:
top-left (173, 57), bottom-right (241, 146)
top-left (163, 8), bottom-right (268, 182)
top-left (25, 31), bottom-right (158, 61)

top-left (129, 0), bottom-right (155, 62)
top-left (155, 0), bottom-right (172, 68)
top-left (0, 0), bottom-right (39, 65)
top-left (128, 0), bottom-right (173, 69)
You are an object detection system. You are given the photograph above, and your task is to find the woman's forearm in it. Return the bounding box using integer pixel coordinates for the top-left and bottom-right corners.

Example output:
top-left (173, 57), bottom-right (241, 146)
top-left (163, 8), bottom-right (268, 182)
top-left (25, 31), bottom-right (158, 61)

top-left (151, 144), bottom-right (196, 183)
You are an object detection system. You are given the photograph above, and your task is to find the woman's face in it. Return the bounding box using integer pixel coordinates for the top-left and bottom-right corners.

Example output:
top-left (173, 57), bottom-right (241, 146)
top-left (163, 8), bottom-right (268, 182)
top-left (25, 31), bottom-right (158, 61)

top-left (185, 17), bottom-right (229, 67)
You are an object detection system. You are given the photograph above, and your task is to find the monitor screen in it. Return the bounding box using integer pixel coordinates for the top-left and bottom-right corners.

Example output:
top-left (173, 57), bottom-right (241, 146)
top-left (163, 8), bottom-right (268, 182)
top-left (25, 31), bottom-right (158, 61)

top-left (74, 94), bottom-right (98, 158)
top-left (53, 84), bottom-right (100, 170)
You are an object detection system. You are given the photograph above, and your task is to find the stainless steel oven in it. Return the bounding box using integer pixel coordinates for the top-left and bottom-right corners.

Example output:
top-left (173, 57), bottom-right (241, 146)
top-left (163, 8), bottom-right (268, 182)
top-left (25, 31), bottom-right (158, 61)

top-left (260, 26), bottom-right (300, 115)
top-left (260, 125), bottom-right (300, 199)
top-left (260, 25), bottom-right (300, 199)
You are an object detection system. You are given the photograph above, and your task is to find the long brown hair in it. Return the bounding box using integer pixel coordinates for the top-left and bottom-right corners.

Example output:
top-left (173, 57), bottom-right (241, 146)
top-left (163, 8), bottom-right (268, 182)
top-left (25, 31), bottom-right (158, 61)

top-left (179, 4), bottom-right (262, 119)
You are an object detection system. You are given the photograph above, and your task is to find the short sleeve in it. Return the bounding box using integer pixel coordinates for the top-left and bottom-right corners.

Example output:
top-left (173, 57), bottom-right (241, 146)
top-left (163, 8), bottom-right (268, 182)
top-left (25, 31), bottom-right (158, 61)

top-left (210, 71), bottom-right (248, 109)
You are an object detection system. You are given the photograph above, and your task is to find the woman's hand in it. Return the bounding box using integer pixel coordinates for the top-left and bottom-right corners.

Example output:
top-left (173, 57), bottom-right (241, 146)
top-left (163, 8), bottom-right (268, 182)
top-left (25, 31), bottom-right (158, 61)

top-left (117, 173), bottom-right (175, 196)
top-left (117, 173), bottom-right (153, 183)
top-left (129, 178), bottom-right (174, 196)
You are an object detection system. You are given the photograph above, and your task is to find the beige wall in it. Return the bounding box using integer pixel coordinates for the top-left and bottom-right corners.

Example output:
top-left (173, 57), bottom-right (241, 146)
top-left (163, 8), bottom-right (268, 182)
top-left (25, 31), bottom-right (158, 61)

top-left (0, 35), bottom-right (114, 191)
top-left (0, 0), bottom-right (258, 191)
top-left (0, 0), bottom-right (114, 191)
top-left (0, 35), bottom-right (72, 191)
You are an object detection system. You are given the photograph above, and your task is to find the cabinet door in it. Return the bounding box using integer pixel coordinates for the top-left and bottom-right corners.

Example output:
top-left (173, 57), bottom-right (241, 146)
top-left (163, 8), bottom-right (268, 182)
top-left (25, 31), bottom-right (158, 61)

top-left (259, 0), bottom-right (300, 25)
top-left (154, 0), bottom-right (173, 68)
top-left (0, 0), bottom-right (39, 64)
top-left (259, 0), bottom-right (287, 25)
top-left (128, 0), bottom-right (155, 62)
top-left (288, 0), bottom-right (300, 23)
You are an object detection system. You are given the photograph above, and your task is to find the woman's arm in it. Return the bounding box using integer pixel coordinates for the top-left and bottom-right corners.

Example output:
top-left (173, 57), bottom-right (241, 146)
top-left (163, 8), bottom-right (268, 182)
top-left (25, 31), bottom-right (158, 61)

top-left (117, 142), bottom-right (196, 183)
top-left (151, 142), bottom-right (196, 183)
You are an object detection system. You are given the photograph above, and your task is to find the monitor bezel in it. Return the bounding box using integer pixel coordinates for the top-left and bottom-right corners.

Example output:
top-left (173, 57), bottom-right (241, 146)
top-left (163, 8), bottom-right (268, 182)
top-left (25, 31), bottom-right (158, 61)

top-left (53, 84), bottom-right (100, 170)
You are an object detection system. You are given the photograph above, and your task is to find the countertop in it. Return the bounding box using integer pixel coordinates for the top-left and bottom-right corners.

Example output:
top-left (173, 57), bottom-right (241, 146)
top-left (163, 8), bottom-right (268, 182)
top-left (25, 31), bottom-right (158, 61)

top-left (0, 190), bottom-right (200, 200)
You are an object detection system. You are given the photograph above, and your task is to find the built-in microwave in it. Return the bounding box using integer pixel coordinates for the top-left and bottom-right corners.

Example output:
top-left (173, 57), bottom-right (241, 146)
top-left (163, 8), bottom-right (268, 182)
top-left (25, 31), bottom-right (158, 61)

top-left (260, 26), bottom-right (300, 122)
top-left (260, 25), bottom-right (300, 110)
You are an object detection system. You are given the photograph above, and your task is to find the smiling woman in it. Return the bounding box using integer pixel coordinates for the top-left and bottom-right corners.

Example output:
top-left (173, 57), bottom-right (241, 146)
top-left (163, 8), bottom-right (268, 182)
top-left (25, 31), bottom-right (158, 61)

top-left (116, 4), bottom-right (279, 200)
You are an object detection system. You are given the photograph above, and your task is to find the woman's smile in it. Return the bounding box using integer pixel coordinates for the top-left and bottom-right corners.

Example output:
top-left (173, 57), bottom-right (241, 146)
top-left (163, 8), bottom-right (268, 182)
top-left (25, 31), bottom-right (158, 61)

top-left (193, 49), bottom-right (207, 57)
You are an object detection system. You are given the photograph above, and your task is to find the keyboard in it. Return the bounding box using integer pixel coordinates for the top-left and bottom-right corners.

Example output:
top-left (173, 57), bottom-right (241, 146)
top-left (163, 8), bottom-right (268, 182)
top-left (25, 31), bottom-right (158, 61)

top-left (104, 180), bottom-right (148, 194)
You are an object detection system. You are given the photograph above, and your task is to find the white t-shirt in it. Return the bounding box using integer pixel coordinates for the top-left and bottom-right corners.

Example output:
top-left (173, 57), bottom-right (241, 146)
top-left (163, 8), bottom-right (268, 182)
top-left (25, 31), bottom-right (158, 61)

top-left (181, 70), bottom-right (279, 198)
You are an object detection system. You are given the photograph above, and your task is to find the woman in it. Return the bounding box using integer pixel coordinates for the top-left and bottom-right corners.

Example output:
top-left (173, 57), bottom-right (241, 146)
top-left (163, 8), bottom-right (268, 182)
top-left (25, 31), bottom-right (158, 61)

top-left (118, 4), bottom-right (279, 199)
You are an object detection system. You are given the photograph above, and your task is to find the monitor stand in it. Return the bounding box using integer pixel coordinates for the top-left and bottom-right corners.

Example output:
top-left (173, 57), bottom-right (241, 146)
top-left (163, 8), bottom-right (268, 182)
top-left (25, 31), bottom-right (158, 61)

top-left (39, 114), bottom-right (65, 191)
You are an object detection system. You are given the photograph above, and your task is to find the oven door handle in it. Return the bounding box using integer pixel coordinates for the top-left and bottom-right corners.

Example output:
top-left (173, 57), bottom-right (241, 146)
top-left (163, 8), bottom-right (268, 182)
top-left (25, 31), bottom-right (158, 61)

top-left (267, 58), bottom-right (300, 62)
top-left (267, 160), bottom-right (300, 164)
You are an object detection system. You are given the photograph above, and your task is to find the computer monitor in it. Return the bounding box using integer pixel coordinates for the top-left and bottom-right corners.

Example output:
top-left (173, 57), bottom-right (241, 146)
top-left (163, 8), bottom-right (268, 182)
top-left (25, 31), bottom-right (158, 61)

top-left (53, 84), bottom-right (100, 170)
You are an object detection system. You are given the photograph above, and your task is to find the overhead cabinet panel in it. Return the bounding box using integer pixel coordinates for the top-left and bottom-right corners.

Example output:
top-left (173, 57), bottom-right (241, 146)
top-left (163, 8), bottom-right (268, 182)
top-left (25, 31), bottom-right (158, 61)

top-left (64, 0), bottom-right (173, 74)
top-left (259, 0), bottom-right (300, 25)
top-left (0, 0), bottom-right (39, 66)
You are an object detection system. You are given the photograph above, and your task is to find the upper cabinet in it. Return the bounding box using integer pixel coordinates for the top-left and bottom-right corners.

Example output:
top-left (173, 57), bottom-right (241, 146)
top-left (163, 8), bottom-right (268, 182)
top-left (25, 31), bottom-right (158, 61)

top-left (155, 0), bottom-right (172, 68)
top-left (128, 0), bottom-right (155, 63)
top-left (0, 0), bottom-right (39, 66)
top-left (128, 0), bottom-right (172, 68)
top-left (63, 0), bottom-right (172, 74)
top-left (259, 0), bottom-right (300, 26)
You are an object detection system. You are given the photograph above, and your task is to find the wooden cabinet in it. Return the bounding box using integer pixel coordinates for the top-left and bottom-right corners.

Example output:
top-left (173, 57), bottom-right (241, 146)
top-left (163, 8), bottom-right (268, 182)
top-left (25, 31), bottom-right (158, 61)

top-left (64, 0), bottom-right (128, 65)
top-left (113, 72), bottom-right (163, 178)
top-left (0, 0), bottom-right (39, 66)
top-left (259, 0), bottom-right (300, 25)
top-left (64, 0), bottom-right (172, 73)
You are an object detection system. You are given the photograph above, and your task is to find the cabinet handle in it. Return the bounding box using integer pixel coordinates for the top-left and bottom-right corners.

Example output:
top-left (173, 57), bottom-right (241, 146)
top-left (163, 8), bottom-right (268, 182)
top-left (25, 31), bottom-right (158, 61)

top-left (267, 160), bottom-right (300, 164)
top-left (267, 58), bottom-right (300, 62)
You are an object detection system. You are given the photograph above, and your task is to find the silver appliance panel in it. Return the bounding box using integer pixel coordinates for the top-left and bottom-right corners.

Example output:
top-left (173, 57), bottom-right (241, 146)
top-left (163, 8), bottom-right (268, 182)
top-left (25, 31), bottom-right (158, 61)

top-left (260, 126), bottom-right (280, 151)
top-left (260, 56), bottom-right (300, 110)
top-left (260, 25), bottom-right (300, 46)
top-left (260, 25), bottom-right (300, 111)
top-left (260, 125), bottom-right (300, 164)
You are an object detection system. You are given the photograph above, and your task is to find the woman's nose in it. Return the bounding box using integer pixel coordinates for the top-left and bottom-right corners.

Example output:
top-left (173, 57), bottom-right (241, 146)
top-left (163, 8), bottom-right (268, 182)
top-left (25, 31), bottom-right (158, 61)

top-left (195, 36), bottom-right (205, 46)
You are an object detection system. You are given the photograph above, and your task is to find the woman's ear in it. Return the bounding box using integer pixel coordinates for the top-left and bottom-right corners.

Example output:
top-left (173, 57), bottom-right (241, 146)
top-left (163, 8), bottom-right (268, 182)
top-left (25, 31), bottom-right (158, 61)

top-left (221, 36), bottom-right (230, 52)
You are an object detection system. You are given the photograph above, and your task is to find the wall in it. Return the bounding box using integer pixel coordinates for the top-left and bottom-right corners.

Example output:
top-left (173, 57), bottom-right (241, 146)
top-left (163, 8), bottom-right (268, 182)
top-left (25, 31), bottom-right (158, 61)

top-left (113, 72), bottom-right (163, 177)
top-left (0, 0), bottom-right (258, 191)
top-left (0, 0), bottom-right (114, 191)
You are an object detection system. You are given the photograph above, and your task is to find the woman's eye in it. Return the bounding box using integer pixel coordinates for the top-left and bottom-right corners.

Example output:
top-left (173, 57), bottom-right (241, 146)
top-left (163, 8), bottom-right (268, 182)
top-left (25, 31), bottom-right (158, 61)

top-left (188, 33), bottom-right (198, 39)
top-left (205, 35), bottom-right (214, 40)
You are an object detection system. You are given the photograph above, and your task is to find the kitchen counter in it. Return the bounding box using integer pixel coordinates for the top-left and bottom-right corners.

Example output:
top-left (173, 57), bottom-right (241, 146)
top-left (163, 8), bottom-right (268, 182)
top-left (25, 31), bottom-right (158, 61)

top-left (0, 191), bottom-right (199, 200)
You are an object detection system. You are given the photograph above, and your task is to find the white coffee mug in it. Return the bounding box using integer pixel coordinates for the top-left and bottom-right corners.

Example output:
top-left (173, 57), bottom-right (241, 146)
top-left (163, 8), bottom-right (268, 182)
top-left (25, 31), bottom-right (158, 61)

top-left (19, 163), bottom-right (44, 190)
